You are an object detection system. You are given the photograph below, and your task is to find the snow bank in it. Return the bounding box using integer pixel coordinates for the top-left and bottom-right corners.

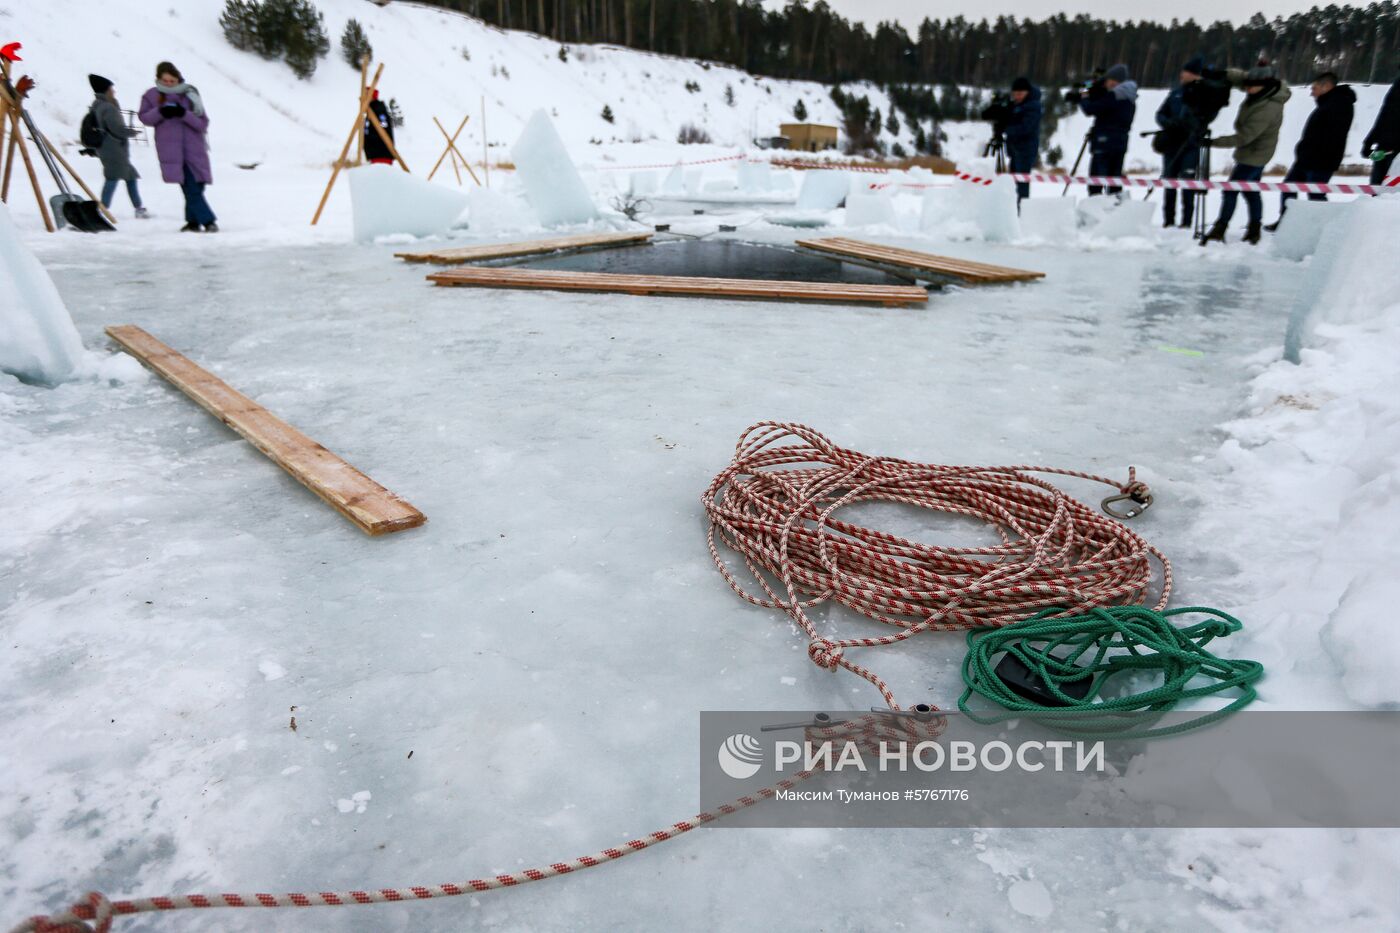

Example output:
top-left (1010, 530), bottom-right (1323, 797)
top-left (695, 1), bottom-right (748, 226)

top-left (1210, 196), bottom-right (1400, 707)
top-left (511, 111), bottom-right (599, 228)
top-left (0, 202), bottom-right (88, 384)
top-left (347, 165), bottom-right (469, 243)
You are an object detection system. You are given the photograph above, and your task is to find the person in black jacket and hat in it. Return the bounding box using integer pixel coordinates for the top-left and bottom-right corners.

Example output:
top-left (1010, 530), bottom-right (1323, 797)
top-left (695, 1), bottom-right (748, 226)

top-left (86, 74), bottom-right (147, 217)
top-left (364, 89), bottom-right (395, 165)
top-left (1362, 70), bottom-right (1399, 185)
top-left (1003, 77), bottom-right (1042, 205)
top-left (1154, 57), bottom-right (1207, 228)
top-left (1268, 72), bottom-right (1355, 229)
top-left (1068, 63), bottom-right (1138, 196)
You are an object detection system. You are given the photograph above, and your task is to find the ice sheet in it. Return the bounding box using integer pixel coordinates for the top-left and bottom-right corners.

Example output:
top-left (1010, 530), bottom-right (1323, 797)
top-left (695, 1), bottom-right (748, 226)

top-left (0, 202), bottom-right (86, 384)
top-left (794, 170), bottom-right (850, 210)
top-left (347, 165), bottom-right (470, 244)
top-left (510, 110), bottom-right (600, 227)
top-left (1270, 199), bottom-right (1352, 261)
top-left (844, 190), bottom-right (897, 228)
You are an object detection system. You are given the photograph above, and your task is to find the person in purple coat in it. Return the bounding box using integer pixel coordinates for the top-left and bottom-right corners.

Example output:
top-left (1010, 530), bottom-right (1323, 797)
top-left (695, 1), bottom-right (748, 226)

top-left (139, 61), bottom-right (217, 232)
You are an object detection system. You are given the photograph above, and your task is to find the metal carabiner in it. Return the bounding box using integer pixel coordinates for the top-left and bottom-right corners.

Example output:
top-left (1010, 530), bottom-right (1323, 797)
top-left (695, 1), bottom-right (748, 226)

top-left (1101, 488), bottom-right (1153, 520)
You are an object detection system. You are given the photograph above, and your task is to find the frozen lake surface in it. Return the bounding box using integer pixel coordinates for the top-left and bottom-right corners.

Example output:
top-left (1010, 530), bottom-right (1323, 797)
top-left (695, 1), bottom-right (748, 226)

top-left (2, 229), bottom-right (1381, 931)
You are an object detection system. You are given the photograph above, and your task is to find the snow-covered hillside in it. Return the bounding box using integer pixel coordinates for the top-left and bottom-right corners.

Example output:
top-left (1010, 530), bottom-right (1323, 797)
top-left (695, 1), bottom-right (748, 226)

top-left (6, 0), bottom-right (1393, 180)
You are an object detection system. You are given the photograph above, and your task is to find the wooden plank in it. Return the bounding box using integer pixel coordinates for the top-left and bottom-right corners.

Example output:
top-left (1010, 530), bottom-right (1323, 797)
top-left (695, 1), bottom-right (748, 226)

top-left (796, 237), bottom-right (1045, 285)
top-left (426, 267), bottom-right (927, 306)
top-left (105, 325), bottom-right (425, 537)
top-left (396, 231), bottom-right (653, 265)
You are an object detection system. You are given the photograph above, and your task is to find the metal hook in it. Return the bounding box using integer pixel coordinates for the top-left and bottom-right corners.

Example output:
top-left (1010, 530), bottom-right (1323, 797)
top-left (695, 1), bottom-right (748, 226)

top-left (1101, 488), bottom-right (1152, 520)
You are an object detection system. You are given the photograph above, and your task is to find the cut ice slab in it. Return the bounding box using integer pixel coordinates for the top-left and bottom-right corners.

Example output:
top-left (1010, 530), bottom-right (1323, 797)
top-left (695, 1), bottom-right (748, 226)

top-left (510, 109), bottom-right (600, 228)
top-left (795, 170), bottom-right (851, 210)
top-left (0, 201), bottom-right (86, 384)
top-left (1270, 199), bottom-right (1352, 261)
top-left (1091, 199), bottom-right (1155, 240)
top-left (947, 177), bottom-right (1020, 242)
top-left (844, 190), bottom-right (897, 228)
top-left (1017, 198), bottom-right (1078, 241)
top-left (348, 165), bottom-right (469, 244)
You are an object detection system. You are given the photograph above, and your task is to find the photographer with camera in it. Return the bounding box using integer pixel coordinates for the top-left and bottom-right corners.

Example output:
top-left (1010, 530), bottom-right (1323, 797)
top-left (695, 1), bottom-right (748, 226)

top-left (1200, 61), bottom-right (1289, 246)
top-left (1066, 64), bottom-right (1137, 197)
top-left (981, 77), bottom-right (1041, 205)
top-left (1153, 57), bottom-right (1223, 229)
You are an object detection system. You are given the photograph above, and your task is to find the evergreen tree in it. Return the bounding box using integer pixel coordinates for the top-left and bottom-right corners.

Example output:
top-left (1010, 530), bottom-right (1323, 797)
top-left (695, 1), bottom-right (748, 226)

top-left (724, 83), bottom-right (735, 106)
top-left (219, 0), bottom-right (329, 79)
top-left (219, 0), bottom-right (260, 52)
top-left (406, 0), bottom-right (1399, 89)
top-left (793, 99), bottom-right (808, 121)
top-left (601, 104), bottom-right (615, 123)
top-left (340, 18), bottom-right (372, 69)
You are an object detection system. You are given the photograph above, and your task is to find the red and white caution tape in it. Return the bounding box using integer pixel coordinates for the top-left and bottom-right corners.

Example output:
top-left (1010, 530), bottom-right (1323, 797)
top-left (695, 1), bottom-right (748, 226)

top-left (956, 169), bottom-right (1400, 195)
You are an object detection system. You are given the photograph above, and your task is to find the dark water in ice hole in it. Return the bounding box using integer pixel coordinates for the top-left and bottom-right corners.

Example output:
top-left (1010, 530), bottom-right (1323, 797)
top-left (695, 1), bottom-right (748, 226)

top-left (500, 238), bottom-right (919, 286)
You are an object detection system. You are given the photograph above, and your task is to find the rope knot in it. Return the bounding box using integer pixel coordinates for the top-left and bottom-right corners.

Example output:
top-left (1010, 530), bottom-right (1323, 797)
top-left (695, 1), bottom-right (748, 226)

top-left (807, 640), bottom-right (843, 671)
top-left (18, 892), bottom-right (113, 933)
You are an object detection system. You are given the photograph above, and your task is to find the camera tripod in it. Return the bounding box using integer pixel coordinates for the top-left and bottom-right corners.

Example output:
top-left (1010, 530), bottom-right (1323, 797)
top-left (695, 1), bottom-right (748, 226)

top-left (1061, 131), bottom-right (1091, 197)
top-left (983, 131), bottom-right (1008, 175)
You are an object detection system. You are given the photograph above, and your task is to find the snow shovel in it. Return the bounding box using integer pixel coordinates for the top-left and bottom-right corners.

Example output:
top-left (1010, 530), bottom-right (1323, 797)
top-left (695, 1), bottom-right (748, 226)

top-left (21, 107), bottom-right (112, 232)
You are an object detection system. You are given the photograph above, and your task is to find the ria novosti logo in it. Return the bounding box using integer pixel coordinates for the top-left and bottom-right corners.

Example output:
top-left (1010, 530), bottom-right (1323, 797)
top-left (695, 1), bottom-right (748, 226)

top-left (717, 733), bottom-right (763, 779)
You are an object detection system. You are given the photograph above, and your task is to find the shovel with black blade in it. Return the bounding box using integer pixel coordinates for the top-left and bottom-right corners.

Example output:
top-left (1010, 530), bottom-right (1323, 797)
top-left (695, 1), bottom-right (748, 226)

top-left (19, 107), bottom-right (114, 232)
top-left (0, 45), bottom-right (113, 233)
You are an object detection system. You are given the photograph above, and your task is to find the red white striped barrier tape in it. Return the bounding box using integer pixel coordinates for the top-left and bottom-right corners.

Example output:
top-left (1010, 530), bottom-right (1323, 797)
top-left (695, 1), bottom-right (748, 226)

top-left (955, 170), bottom-right (1400, 195)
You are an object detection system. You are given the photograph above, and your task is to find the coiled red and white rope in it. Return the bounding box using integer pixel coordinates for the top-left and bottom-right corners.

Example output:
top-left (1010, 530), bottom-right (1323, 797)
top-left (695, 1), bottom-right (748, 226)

top-left (703, 422), bottom-right (1169, 710)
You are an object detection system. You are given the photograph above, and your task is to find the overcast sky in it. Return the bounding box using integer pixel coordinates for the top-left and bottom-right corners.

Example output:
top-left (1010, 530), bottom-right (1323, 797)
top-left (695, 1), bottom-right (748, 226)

top-left (794, 0), bottom-right (1320, 28)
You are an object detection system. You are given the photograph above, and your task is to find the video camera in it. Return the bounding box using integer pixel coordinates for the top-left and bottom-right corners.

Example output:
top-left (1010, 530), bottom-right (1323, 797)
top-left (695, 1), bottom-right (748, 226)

top-left (1064, 67), bottom-right (1107, 105)
top-left (979, 91), bottom-right (1014, 136)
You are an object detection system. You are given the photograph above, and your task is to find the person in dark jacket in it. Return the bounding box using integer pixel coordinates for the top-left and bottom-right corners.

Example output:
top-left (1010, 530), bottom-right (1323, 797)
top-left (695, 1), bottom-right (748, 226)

top-left (1362, 71), bottom-right (1399, 185)
top-left (87, 74), bottom-right (147, 217)
top-left (1069, 63), bottom-right (1137, 196)
top-left (364, 90), bottom-right (395, 165)
top-left (1003, 77), bottom-right (1042, 204)
top-left (1155, 57), bottom-right (1210, 228)
top-left (1268, 72), bottom-right (1355, 229)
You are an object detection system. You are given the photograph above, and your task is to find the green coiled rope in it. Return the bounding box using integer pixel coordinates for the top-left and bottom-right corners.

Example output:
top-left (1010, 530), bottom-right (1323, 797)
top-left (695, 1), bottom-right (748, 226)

top-left (958, 605), bottom-right (1264, 739)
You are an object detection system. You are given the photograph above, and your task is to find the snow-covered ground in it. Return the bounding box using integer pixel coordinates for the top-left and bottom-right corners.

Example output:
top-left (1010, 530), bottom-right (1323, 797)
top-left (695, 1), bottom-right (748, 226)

top-left (4, 1), bottom-right (1400, 930)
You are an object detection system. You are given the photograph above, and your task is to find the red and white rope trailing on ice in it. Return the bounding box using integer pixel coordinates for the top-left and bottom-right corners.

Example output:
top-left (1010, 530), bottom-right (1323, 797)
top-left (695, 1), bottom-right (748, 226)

top-left (9, 711), bottom-right (946, 932)
top-left (590, 152), bottom-right (745, 171)
top-left (953, 169), bottom-right (1400, 195)
top-left (703, 422), bottom-right (1169, 710)
top-left (12, 421), bottom-right (1164, 932)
